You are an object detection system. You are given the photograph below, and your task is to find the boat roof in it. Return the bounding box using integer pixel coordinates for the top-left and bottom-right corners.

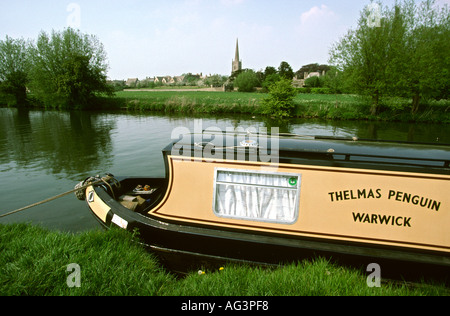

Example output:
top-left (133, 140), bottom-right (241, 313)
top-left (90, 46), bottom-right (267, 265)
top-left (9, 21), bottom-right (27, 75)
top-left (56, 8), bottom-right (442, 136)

top-left (165, 132), bottom-right (450, 175)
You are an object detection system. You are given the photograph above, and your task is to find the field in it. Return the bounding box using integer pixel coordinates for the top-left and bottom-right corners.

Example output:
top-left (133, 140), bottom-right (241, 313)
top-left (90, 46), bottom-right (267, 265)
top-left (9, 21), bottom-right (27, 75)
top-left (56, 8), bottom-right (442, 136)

top-left (100, 90), bottom-right (450, 123)
top-left (1, 223), bottom-right (448, 296)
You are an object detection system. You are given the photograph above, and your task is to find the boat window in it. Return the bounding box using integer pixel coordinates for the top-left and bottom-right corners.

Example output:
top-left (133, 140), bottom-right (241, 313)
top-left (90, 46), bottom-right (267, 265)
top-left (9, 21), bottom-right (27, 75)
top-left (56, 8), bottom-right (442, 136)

top-left (213, 168), bottom-right (301, 224)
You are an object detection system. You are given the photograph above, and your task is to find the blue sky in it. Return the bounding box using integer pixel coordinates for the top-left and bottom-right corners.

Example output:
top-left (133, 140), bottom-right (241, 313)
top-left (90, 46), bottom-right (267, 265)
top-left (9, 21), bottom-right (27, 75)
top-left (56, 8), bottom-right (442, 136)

top-left (0, 0), bottom-right (447, 80)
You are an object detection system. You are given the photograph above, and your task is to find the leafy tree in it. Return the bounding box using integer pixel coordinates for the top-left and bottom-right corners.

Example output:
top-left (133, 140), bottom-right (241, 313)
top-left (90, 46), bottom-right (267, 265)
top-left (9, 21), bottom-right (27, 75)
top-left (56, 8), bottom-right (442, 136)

top-left (229, 68), bottom-right (243, 82)
top-left (204, 74), bottom-right (228, 87)
top-left (262, 66), bottom-right (278, 82)
top-left (0, 36), bottom-right (31, 106)
top-left (182, 73), bottom-right (201, 86)
top-left (59, 54), bottom-right (110, 107)
top-left (295, 63), bottom-right (330, 79)
top-left (264, 66), bottom-right (277, 77)
top-left (262, 73), bottom-right (281, 92)
top-left (278, 61), bottom-right (294, 80)
top-left (262, 79), bottom-right (297, 118)
top-left (388, 0), bottom-right (450, 113)
top-left (234, 69), bottom-right (260, 92)
top-left (304, 76), bottom-right (323, 88)
top-left (29, 28), bottom-right (111, 109)
top-left (322, 66), bottom-right (345, 94)
top-left (329, 1), bottom-right (392, 115)
top-left (330, 0), bottom-right (449, 114)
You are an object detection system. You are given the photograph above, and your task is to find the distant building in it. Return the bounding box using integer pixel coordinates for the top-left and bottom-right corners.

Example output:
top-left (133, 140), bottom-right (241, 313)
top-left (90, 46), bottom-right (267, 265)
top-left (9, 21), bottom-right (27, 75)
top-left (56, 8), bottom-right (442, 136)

top-left (154, 76), bottom-right (173, 84)
top-left (125, 78), bottom-right (139, 87)
top-left (304, 72), bottom-right (322, 79)
top-left (292, 70), bottom-right (327, 88)
top-left (232, 39), bottom-right (242, 74)
top-left (173, 75), bottom-right (185, 84)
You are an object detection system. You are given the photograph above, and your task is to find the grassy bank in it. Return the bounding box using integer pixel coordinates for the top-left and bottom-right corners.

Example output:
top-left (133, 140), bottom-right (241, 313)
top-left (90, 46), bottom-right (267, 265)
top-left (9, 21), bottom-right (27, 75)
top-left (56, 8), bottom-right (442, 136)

top-left (99, 90), bottom-right (450, 123)
top-left (111, 90), bottom-right (264, 115)
top-left (2, 90), bottom-right (449, 123)
top-left (1, 223), bottom-right (448, 296)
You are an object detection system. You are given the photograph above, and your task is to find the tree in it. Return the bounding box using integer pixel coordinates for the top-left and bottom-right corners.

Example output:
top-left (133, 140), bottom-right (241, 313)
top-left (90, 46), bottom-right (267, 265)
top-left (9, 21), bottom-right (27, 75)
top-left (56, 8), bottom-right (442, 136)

top-left (329, 1), bottom-right (392, 115)
top-left (0, 36), bottom-right (31, 106)
top-left (262, 79), bottom-right (297, 118)
top-left (59, 54), bottom-right (110, 107)
top-left (330, 0), bottom-right (449, 114)
top-left (263, 66), bottom-right (277, 79)
top-left (29, 28), bottom-right (111, 109)
top-left (295, 63), bottom-right (330, 79)
top-left (278, 61), bottom-right (294, 80)
top-left (322, 66), bottom-right (345, 94)
top-left (389, 0), bottom-right (450, 113)
top-left (304, 76), bottom-right (323, 88)
top-left (182, 73), bottom-right (201, 86)
top-left (234, 69), bottom-right (260, 92)
top-left (262, 73), bottom-right (281, 92)
top-left (204, 74), bottom-right (228, 87)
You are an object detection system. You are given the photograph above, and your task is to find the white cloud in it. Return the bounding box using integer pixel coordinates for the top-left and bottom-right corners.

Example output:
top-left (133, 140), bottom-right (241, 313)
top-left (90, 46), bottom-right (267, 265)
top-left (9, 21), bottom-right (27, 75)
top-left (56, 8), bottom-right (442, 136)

top-left (299, 5), bottom-right (336, 28)
top-left (291, 4), bottom-right (343, 67)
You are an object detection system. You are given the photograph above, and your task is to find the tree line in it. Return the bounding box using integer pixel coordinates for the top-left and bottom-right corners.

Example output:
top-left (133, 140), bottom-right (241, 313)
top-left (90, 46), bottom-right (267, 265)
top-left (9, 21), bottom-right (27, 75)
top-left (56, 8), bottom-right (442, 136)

top-left (1, 0), bottom-right (448, 114)
top-left (232, 0), bottom-right (449, 117)
top-left (330, 0), bottom-right (449, 115)
top-left (0, 28), bottom-right (111, 109)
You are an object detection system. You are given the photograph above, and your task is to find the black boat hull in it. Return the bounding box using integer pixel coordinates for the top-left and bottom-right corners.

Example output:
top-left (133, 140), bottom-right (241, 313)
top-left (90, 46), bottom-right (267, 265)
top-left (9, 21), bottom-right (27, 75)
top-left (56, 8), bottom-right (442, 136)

top-left (86, 179), bottom-right (450, 280)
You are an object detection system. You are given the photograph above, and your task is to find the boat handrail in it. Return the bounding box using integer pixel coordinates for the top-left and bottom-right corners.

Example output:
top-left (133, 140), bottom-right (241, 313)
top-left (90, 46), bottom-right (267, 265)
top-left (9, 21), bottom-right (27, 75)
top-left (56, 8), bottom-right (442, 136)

top-left (327, 152), bottom-right (449, 169)
top-left (169, 132), bottom-right (450, 171)
top-left (170, 142), bottom-right (450, 170)
top-left (199, 130), bottom-right (450, 147)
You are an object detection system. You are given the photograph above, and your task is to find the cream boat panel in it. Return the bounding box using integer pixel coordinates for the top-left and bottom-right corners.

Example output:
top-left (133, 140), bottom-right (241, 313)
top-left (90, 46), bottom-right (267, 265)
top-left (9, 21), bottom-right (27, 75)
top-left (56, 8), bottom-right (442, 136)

top-left (150, 156), bottom-right (450, 253)
top-left (86, 186), bottom-right (111, 222)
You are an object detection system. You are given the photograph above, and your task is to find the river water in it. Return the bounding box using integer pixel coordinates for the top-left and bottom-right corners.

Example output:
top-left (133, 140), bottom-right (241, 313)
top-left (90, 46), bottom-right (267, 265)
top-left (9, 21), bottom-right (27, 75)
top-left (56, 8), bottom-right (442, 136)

top-left (1, 107), bottom-right (449, 232)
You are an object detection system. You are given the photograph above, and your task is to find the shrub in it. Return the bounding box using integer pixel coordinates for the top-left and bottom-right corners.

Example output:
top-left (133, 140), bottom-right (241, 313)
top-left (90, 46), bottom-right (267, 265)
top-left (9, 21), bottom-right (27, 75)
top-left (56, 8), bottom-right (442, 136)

top-left (224, 82), bottom-right (234, 92)
top-left (304, 76), bottom-right (323, 88)
top-left (234, 70), bottom-right (260, 92)
top-left (310, 88), bottom-right (331, 94)
top-left (261, 73), bottom-right (281, 92)
top-left (262, 79), bottom-right (297, 118)
top-left (296, 87), bottom-right (311, 94)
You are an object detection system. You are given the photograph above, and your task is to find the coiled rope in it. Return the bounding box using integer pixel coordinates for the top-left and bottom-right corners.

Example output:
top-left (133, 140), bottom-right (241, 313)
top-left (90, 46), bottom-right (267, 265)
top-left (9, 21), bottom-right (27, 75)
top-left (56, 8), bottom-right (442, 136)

top-left (0, 175), bottom-right (113, 219)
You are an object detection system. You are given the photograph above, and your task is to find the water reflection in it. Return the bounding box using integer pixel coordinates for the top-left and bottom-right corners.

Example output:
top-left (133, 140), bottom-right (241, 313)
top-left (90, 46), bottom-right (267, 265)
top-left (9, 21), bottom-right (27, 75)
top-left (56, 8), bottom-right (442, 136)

top-left (0, 107), bottom-right (448, 232)
top-left (288, 119), bottom-right (449, 144)
top-left (0, 108), bottom-right (115, 180)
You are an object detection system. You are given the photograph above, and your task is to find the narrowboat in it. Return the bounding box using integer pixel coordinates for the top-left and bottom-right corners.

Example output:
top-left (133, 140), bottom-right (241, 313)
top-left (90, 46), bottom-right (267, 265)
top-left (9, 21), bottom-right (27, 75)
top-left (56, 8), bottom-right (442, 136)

top-left (77, 130), bottom-right (450, 277)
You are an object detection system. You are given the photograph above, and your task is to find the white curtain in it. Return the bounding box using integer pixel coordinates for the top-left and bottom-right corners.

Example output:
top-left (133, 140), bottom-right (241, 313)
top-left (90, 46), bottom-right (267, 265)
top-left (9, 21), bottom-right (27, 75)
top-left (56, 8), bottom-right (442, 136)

top-left (214, 170), bottom-right (299, 223)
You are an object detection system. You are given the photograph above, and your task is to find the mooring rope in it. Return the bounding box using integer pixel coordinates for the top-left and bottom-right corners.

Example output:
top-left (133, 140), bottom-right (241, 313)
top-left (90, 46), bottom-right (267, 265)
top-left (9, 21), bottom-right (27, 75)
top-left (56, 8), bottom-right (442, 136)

top-left (0, 177), bottom-right (108, 219)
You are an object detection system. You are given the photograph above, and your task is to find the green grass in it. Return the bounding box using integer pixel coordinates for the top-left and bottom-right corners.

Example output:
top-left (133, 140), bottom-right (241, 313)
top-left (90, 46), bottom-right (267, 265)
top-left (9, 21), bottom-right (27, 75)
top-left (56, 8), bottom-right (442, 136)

top-left (110, 90), bottom-right (264, 115)
top-left (1, 224), bottom-right (448, 296)
top-left (97, 90), bottom-right (450, 123)
top-left (3, 89), bottom-right (448, 123)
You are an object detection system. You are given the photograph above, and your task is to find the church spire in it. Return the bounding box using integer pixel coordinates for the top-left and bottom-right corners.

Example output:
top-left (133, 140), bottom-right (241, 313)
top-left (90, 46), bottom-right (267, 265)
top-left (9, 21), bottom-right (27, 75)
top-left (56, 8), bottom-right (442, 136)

top-left (232, 38), bottom-right (242, 74)
top-left (235, 38), bottom-right (240, 62)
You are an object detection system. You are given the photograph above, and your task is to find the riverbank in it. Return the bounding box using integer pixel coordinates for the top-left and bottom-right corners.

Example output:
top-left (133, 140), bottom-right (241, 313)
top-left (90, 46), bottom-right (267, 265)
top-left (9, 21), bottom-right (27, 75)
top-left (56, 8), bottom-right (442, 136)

top-left (2, 90), bottom-right (449, 123)
top-left (1, 223), bottom-right (448, 296)
top-left (99, 90), bottom-right (450, 123)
